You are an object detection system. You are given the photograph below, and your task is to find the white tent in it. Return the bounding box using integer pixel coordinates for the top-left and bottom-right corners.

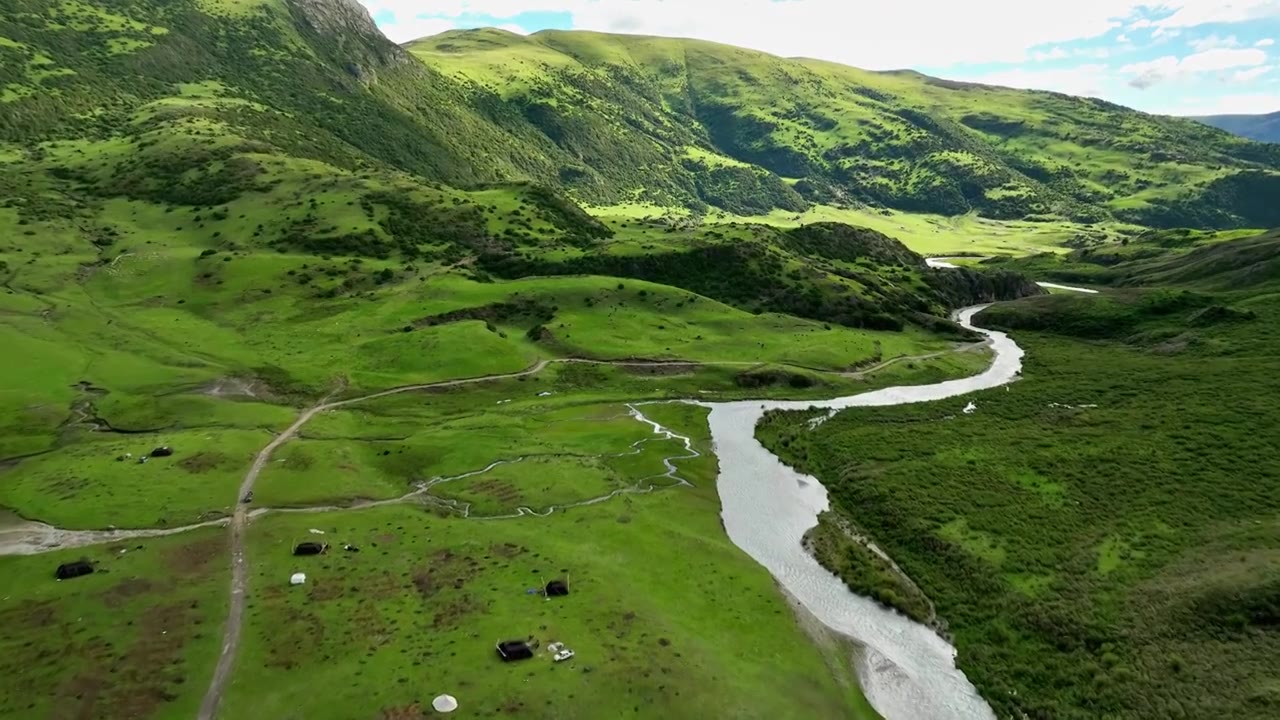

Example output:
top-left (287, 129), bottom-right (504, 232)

top-left (290, 572), bottom-right (306, 586)
top-left (431, 694), bottom-right (458, 713)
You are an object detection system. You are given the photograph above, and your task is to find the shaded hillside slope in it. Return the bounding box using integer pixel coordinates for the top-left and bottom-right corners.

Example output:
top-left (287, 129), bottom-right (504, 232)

top-left (0, 0), bottom-right (570, 184)
top-left (983, 228), bottom-right (1280, 293)
top-left (5, 0), bottom-right (1274, 230)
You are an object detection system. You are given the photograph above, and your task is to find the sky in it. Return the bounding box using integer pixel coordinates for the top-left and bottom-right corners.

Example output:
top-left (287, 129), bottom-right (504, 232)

top-left (357, 1), bottom-right (1280, 116)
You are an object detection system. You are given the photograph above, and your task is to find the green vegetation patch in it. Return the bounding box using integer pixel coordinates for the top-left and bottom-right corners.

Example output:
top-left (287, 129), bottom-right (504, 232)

top-left (0, 527), bottom-right (228, 719)
top-left (0, 428), bottom-right (266, 529)
top-left (803, 511), bottom-right (933, 623)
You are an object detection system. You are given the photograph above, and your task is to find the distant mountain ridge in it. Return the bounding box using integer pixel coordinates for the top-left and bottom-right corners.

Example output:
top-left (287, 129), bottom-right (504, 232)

top-left (406, 28), bottom-right (1280, 229)
top-left (2, 0), bottom-right (1278, 232)
top-left (1192, 111), bottom-right (1280, 144)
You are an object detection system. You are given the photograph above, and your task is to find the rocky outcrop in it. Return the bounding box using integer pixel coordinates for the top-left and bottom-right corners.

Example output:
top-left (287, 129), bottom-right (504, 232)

top-left (926, 266), bottom-right (1046, 307)
top-left (782, 223), bottom-right (922, 267)
top-left (290, 0), bottom-right (383, 37)
top-left (287, 0), bottom-right (412, 81)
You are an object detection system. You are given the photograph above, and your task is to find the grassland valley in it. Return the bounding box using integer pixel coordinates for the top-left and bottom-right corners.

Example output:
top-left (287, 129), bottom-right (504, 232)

top-left (2, 1), bottom-right (1279, 719)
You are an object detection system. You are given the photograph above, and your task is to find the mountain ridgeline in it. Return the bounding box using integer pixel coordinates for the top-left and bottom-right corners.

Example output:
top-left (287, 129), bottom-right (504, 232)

top-left (1194, 111), bottom-right (1280, 144)
top-left (2, 0), bottom-right (1278, 234)
top-left (408, 29), bottom-right (1280, 229)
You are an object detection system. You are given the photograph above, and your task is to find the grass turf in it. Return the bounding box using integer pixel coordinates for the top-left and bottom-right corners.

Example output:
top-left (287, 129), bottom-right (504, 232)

top-left (220, 404), bottom-right (879, 719)
top-left (0, 526), bottom-right (229, 719)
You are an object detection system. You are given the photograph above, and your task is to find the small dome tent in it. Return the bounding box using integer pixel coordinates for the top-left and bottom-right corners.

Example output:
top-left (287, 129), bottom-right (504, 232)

top-left (495, 640), bottom-right (534, 661)
top-left (55, 560), bottom-right (94, 580)
top-left (293, 542), bottom-right (327, 556)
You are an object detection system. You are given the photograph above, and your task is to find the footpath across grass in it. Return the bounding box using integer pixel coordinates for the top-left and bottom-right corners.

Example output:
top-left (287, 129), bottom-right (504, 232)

top-left (222, 405), bottom-right (879, 720)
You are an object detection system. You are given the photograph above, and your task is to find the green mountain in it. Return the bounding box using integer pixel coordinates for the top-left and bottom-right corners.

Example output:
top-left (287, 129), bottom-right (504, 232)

top-left (405, 28), bottom-right (1280, 229)
top-left (0, 6), bottom-right (1041, 719)
top-left (3, 0), bottom-right (1279, 232)
top-left (0, 0), bottom-right (1044, 476)
top-left (1193, 111), bottom-right (1280, 144)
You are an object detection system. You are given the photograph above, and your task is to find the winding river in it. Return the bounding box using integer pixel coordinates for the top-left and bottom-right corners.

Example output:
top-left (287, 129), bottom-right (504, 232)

top-left (710, 264), bottom-right (1100, 719)
top-left (3, 260), bottom-right (1089, 719)
top-left (708, 305), bottom-right (1018, 720)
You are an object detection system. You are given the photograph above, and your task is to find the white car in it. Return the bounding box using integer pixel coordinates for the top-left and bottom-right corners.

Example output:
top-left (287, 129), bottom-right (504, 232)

top-left (553, 649), bottom-right (575, 662)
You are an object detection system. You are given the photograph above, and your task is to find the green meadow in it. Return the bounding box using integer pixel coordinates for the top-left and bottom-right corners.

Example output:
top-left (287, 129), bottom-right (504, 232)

top-left (0, 526), bottom-right (229, 719)
top-left (219, 404), bottom-right (878, 720)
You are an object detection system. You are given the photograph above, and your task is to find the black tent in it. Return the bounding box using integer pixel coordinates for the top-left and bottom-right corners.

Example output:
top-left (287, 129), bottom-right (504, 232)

top-left (293, 542), bottom-right (327, 556)
top-left (150, 446), bottom-right (174, 457)
top-left (55, 560), bottom-right (94, 580)
top-left (496, 640), bottom-right (534, 661)
top-left (545, 579), bottom-right (569, 597)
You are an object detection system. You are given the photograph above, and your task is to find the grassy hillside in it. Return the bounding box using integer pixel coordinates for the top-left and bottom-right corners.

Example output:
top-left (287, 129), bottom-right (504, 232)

top-left (757, 231), bottom-right (1280, 718)
top-left (1194, 111), bottom-right (1280, 143)
top-left (3, 0), bottom-right (1048, 453)
top-left (409, 28), bottom-right (1280, 228)
top-left (0, 2), bottom-right (1037, 718)
top-left (7, 0), bottom-right (1273, 238)
top-left (6, 1), bottom-right (1271, 717)
top-left (980, 227), bottom-right (1280, 293)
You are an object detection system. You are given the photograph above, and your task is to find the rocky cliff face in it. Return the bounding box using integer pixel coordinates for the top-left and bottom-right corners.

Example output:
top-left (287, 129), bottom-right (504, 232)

top-left (290, 0), bottom-right (385, 37)
top-left (287, 0), bottom-right (412, 82)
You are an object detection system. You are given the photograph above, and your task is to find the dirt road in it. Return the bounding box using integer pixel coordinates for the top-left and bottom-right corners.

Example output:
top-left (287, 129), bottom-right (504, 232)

top-left (133, 349), bottom-right (977, 719)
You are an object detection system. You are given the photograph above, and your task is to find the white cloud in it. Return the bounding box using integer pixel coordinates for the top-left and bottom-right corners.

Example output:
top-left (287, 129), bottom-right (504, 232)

top-left (361, 1), bottom-right (1280, 69)
top-left (1122, 47), bottom-right (1267, 88)
top-left (377, 15), bottom-right (458, 41)
top-left (1165, 92), bottom-right (1280, 115)
top-left (1258, 38), bottom-right (1277, 47)
top-left (955, 64), bottom-right (1113, 98)
top-left (1033, 47), bottom-right (1070, 62)
top-left (1232, 65), bottom-right (1275, 83)
top-left (360, 0), bottom-right (1156, 66)
top-left (1189, 34), bottom-right (1240, 52)
top-left (1208, 93), bottom-right (1280, 113)
top-left (1150, 0), bottom-right (1280, 29)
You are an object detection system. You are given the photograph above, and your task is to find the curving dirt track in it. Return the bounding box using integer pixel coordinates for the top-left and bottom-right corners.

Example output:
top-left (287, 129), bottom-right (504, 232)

top-left (0, 350), bottom-right (978, 719)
